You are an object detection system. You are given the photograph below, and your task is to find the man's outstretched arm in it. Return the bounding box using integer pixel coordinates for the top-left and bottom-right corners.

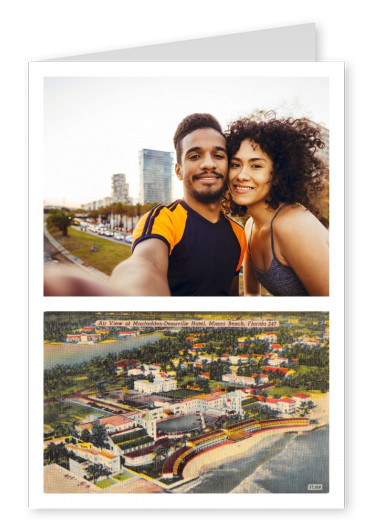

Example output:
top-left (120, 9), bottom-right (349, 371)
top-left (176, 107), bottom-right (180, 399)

top-left (110, 238), bottom-right (171, 296)
top-left (44, 238), bottom-right (171, 296)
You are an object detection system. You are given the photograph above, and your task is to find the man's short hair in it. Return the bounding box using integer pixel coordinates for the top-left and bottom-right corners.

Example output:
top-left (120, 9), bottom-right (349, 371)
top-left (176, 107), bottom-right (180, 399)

top-left (173, 113), bottom-right (224, 164)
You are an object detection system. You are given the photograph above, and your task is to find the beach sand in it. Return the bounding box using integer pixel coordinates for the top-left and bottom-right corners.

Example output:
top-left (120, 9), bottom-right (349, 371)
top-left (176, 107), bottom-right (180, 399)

top-left (307, 392), bottom-right (329, 426)
top-left (182, 393), bottom-right (329, 482)
top-left (182, 429), bottom-right (299, 481)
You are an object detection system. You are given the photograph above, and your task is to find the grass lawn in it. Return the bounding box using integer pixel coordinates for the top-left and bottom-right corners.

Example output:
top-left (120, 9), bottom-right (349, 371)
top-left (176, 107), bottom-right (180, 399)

top-left (48, 227), bottom-right (131, 275)
top-left (113, 472), bottom-right (133, 482)
top-left (267, 386), bottom-right (299, 398)
top-left (96, 479), bottom-right (116, 489)
top-left (44, 402), bottom-right (107, 434)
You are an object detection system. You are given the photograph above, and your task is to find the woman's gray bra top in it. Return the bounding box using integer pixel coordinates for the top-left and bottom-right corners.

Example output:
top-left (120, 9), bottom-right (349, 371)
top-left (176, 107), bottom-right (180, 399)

top-left (249, 204), bottom-right (309, 296)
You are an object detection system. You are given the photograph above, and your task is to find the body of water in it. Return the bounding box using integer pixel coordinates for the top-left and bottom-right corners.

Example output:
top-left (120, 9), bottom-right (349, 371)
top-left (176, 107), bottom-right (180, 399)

top-left (44, 334), bottom-right (163, 368)
top-left (182, 427), bottom-right (329, 494)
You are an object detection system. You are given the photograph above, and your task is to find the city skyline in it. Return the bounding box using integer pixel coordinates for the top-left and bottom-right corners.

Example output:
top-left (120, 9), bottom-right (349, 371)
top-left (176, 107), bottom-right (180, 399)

top-left (44, 75), bottom-right (329, 208)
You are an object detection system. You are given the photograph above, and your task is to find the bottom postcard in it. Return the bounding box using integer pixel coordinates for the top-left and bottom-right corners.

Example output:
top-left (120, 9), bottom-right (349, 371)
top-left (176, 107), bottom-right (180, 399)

top-left (33, 309), bottom-right (339, 509)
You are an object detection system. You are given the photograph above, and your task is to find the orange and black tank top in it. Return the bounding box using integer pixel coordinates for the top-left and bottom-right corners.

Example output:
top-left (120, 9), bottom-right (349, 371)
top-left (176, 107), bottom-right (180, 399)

top-left (132, 200), bottom-right (246, 296)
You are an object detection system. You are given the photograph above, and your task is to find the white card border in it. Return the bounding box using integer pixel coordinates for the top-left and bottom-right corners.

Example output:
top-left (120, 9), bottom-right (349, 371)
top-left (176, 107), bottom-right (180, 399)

top-left (29, 61), bottom-right (344, 509)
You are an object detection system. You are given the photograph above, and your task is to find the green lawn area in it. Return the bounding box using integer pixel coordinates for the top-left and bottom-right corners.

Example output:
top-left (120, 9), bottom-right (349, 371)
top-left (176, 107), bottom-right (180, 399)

top-left (96, 479), bottom-right (116, 489)
top-left (44, 402), bottom-right (107, 435)
top-left (113, 472), bottom-right (133, 482)
top-left (48, 227), bottom-right (132, 275)
top-left (266, 386), bottom-right (299, 398)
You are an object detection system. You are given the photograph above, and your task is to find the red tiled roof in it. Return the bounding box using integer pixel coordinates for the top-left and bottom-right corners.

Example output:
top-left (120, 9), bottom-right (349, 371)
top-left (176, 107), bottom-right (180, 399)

top-left (262, 367), bottom-right (289, 374)
top-left (115, 359), bottom-right (138, 368)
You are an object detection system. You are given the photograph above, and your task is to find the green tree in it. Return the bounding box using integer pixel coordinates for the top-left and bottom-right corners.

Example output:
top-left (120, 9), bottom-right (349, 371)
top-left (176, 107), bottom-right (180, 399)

top-left (91, 421), bottom-right (109, 449)
top-left (46, 210), bottom-right (74, 237)
top-left (45, 442), bottom-right (57, 464)
top-left (152, 446), bottom-right (168, 474)
top-left (102, 465), bottom-right (112, 480)
top-left (86, 463), bottom-right (104, 483)
top-left (81, 429), bottom-right (92, 443)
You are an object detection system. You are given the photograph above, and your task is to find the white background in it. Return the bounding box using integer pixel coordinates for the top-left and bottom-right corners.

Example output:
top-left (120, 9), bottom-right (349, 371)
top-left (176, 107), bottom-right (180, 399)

top-left (1, 0), bottom-right (370, 528)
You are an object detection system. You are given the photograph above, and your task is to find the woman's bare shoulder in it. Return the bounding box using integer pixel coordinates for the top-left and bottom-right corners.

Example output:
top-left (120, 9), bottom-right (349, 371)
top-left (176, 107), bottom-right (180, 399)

top-left (244, 216), bottom-right (254, 238)
top-left (273, 204), bottom-right (328, 239)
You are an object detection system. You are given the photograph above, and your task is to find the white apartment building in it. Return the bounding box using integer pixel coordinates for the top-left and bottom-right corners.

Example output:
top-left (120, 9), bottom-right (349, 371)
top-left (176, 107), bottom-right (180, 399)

top-left (134, 377), bottom-right (177, 394)
top-left (66, 444), bottom-right (121, 475)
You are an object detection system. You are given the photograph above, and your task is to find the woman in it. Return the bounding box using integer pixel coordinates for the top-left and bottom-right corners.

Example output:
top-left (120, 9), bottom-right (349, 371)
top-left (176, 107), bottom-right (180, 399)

top-left (224, 115), bottom-right (329, 296)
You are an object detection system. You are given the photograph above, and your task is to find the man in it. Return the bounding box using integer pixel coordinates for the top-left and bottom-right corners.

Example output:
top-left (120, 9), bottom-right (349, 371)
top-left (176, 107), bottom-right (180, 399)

top-left (110, 113), bottom-right (246, 296)
top-left (44, 113), bottom-right (246, 296)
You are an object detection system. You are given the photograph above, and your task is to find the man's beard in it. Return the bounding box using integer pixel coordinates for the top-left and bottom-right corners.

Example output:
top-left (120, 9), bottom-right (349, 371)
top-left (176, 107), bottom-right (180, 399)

top-left (189, 174), bottom-right (227, 205)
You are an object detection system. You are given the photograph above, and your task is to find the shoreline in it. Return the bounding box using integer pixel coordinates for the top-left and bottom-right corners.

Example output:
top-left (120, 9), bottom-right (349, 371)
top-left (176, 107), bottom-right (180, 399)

top-left (180, 393), bottom-right (329, 484)
top-left (180, 427), bottom-right (306, 482)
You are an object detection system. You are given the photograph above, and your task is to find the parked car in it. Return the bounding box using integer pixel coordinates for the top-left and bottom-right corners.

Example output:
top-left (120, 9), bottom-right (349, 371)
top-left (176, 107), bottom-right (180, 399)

top-left (105, 230), bottom-right (114, 237)
top-left (114, 232), bottom-right (124, 241)
top-left (124, 234), bottom-right (133, 244)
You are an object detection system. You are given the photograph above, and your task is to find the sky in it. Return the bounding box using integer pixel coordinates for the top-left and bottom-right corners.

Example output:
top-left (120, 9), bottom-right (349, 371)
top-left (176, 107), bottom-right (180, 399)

top-left (44, 75), bottom-right (329, 208)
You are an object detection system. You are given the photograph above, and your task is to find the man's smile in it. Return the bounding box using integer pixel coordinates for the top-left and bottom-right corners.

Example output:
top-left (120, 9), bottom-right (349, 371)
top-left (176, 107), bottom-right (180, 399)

top-left (194, 172), bottom-right (224, 183)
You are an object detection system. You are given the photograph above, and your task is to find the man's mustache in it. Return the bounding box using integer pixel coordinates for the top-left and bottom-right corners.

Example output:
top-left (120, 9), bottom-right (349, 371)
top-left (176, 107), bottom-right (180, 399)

top-left (193, 171), bottom-right (225, 181)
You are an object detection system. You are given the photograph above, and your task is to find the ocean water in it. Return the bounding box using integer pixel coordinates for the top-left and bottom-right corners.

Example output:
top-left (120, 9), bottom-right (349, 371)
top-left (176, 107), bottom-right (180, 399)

top-left (183, 427), bottom-right (329, 494)
top-left (44, 333), bottom-right (163, 368)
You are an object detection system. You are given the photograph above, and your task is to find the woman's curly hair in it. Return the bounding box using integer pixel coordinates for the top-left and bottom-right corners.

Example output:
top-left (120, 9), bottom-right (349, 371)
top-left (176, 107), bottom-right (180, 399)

top-left (222, 113), bottom-right (328, 219)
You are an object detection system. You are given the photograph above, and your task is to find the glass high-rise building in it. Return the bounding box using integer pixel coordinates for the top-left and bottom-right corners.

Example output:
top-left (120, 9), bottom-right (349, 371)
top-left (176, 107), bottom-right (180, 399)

top-left (138, 149), bottom-right (174, 204)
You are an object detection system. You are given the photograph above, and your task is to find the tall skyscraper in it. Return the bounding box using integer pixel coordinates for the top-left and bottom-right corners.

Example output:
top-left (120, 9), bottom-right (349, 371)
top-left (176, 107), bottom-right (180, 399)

top-left (81, 174), bottom-right (130, 210)
top-left (138, 149), bottom-right (174, 204)
top-left (111, 173), bottom-right (130, 203)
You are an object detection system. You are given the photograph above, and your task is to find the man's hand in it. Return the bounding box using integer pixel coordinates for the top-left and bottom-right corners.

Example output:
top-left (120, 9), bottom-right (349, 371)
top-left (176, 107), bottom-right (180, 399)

top-left (44, 265), bottom-right (119, 296)
top-left (110, 239), bottom-right (171, 296)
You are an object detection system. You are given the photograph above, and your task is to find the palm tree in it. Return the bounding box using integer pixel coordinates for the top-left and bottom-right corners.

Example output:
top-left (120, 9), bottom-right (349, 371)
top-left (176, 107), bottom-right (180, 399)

top-left (135, 203), bottom-right (143, 225)
top-left (46, 210), bottom-right (74, 237)
top-left (152, 446), bottom-right (167, 474)
top-left (98, 205), bottom-right (111, 226)
top-left (127, 205), bottom-right (137, 231)
top-left (45, 442), bottom-right (57, 464)
top-left (110, 202), bottom-right (126, 229)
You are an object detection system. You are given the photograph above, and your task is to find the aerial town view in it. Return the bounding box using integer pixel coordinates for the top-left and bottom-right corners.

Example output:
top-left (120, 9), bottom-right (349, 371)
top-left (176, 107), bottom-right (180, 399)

top-left (43, 311), bottom-right (329, 494)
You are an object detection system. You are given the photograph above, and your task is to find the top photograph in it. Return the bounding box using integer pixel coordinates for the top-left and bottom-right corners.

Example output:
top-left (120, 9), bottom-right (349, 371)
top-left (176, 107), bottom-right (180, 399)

top-left (36, 63), bottom-right (339, 297)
